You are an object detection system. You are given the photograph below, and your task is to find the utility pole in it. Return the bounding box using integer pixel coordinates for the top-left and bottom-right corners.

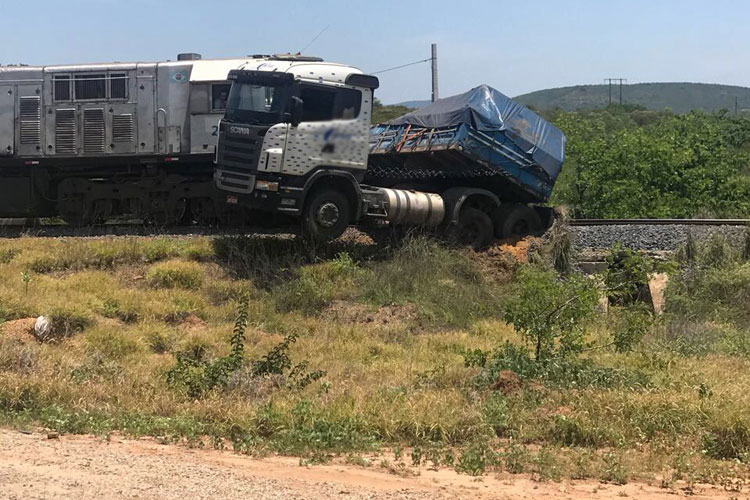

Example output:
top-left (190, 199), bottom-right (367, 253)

top-left (604, 78), bottom-right (627, 105)
top-left (431, 43), bottom-right (438, 102)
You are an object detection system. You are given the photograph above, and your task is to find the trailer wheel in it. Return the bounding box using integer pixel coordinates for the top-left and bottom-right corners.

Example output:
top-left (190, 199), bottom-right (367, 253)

top-left (302, 188), bottom-right (351, 242)
top-left (451, 207), bottom-right (494, 250)
top-left (492, 203), bottom-right (543, 238)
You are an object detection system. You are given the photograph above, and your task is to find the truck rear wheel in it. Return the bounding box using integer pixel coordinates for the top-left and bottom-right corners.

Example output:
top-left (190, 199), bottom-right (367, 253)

top-left (302, 188), bottom-right (351, 242)
top-left (451, 207), bottom-right (494, 250)
top-left (492, 203), bottom-right (542, 238)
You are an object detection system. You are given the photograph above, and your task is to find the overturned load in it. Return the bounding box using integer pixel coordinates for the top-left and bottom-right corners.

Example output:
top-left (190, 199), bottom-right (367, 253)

top-left (367, 84), bottom-right (565, 203)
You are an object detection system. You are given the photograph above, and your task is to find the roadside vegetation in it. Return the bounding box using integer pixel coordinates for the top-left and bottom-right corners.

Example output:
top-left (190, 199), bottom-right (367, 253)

top-left (1, 230), bottom-right (750, 490)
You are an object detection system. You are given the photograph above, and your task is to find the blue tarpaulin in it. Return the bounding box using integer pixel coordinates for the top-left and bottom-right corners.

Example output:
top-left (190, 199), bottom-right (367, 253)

top-left (387, 84), bottom-right (565, 180)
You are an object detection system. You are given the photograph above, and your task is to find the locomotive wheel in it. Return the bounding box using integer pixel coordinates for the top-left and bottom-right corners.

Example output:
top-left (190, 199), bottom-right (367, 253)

top-left (90, 199), bottom-right (113, 225)
top-left (302, 189), bottom-right (351, 242)
top-left (60, 197), bottom-right (92, 227)
top-left (146, 198), bottom-right (187, 226)
top-left (450, 207), bottom-right (494, 250)
top-left (190, 197), bottom-right (217, 225)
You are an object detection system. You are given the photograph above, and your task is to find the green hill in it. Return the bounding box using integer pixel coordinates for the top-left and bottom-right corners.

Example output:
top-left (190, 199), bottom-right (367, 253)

top-left (515, 82), bottom-right (750, 113)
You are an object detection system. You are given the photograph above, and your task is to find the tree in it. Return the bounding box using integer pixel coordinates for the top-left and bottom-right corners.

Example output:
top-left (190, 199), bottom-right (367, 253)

top-left (503, 266), bottom-right (599, 360)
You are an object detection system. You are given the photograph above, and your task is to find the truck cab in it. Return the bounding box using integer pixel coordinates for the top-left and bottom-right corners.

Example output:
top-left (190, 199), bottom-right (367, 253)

top-left (214, 56), bottom-right (380, 239)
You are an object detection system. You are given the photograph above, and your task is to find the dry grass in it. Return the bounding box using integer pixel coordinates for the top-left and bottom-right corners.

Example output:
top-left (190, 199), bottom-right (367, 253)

top-left (0, 234), bottom-right (748, 485)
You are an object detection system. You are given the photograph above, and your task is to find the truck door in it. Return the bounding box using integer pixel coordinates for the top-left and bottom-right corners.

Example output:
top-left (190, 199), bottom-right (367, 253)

top-left (0, 84), bottom-right (14, 156)
top-left (281, 84), bottom-right (368, 176)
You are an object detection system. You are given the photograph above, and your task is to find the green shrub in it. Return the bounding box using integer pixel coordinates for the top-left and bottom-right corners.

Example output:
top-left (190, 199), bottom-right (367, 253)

top-left (147, 261), bottom-right (204, 290)
top-left (698, 233), bottom-right (739, 269)
top-left (97, 298), bottom-right (140, 323)
top-left (84, 328), bottom-right (142, 359)
top-left (467, 343), bottom-right (649, 390)
top-left (703, 418), bottom-right (750, 461)
top-left (167, 299), bottom-right (324, 398)
top-left (144, 329), bottom-right (176, 354)
top-left (0, 248), bottom-right (19, 264)
top-left (605, 244), bottom-right (653, 305)
top-left (273, 253), bottom-right (361, 314)
top-left (503, 266), bottom-right (599, 360)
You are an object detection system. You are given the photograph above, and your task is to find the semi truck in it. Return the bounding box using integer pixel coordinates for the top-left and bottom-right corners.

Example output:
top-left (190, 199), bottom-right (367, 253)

top-left (213, 55), bottom-right (565, 248)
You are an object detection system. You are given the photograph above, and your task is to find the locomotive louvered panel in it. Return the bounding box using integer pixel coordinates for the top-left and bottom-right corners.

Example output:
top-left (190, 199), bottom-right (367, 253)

top-left (55, 108), bottom-right (77, 155)
top-left (112, 114), bottom-right (134, 143)
top-left (83, 108), bottom-right (105, 153)
top-left (19, 96), bottom-right (41, 145)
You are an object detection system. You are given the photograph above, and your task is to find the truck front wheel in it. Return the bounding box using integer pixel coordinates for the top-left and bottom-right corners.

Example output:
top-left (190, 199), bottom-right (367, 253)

top-left (302, 188), bottom-right (351, 242)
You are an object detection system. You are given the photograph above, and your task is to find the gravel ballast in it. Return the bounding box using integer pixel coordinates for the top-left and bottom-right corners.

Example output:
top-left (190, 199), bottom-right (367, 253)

top-left (572, 224), bottom-right (749, 251)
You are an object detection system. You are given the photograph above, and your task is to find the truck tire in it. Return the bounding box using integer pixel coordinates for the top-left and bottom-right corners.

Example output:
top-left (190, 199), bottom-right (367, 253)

top-left (492, 203), bottom-right (543, 238)
top-left (302, 188), bottom-right (351, 242)
top-left (450, 207), bottom-right (494, 250)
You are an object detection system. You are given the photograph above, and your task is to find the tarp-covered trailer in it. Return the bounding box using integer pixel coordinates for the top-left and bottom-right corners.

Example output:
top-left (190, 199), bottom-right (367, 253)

top-left (367, 84), bottom-right (565, 205)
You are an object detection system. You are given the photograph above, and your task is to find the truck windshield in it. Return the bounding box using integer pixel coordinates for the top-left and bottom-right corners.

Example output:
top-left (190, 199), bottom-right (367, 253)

top-left (225, 82), bottom-right (290, 125)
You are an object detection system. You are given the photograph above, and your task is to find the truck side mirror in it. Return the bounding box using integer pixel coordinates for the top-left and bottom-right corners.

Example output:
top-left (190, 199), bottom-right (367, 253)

top-left (286, 96), bottom-right (303, 126)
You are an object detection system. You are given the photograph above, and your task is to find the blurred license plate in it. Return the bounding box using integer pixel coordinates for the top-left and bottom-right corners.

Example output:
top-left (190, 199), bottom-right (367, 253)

top-left (226, 195), bottom-right (238, 205)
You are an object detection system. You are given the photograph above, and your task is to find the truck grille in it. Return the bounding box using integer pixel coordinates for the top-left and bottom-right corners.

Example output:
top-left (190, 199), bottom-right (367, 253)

top-left (215, 123), bottom-right (267, 172)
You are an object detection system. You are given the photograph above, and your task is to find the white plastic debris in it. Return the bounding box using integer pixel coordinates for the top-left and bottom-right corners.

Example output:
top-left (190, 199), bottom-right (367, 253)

top-left (34, 315), bottom-right (51, 341)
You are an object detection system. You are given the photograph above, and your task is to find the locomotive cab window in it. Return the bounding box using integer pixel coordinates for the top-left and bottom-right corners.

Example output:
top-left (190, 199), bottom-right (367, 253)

top-left (75, 74), bottom-right (106, 100)
top-left (110, 73), bottom-right (128, 100)
top-left (211, 83), bottom-right (231, 111)
top-left (53, 75), bottom-right (71, 101)
top-left (299, 85), bottom-right (362, 122)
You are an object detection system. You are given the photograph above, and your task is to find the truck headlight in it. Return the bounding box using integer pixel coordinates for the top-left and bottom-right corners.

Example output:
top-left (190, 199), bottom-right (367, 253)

top-left (254, 180), bottom-right (279, 192)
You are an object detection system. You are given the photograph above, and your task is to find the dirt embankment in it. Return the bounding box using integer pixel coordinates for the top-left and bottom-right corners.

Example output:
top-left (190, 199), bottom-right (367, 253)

top-left (0, 429), bottom-right (738, 500)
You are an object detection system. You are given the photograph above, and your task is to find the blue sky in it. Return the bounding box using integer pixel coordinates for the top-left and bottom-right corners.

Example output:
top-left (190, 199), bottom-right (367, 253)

top-left (2, 0), bottom-right (748, 103)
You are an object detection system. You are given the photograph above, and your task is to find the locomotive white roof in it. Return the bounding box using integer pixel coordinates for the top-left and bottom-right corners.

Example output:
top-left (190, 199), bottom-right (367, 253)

top-left (0, 56), bottom-right (365, 87)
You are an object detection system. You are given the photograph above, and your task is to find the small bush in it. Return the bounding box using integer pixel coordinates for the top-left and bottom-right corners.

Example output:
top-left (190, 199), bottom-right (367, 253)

top-left (503, 266), bottom-right (599, 360)
top-left (0, 248), bottom-right (19, 264)
top-left (273, 253), bottom-right (361, 314)
top-left (698, 233), bottom-right (739, 269)
top-left (362, 237), bottom-right (502, 326)
top-left (147, 260), bottom-right (204, 290)
top-left (468, 343), bottom-right (649, 390)
top-left (703, 419), bottom-right (750, 461)
top-left (97, 298), bottom-right (140, 323)
top-left (167, 299), bottom-right (324, 398)
top-left (605, 244), bottom-right (653, 305)
top-left (0, 338), bottom-right (37, 373)
top-left (84, 328), bottom-right (142, 359)
top-left (144, 329), bottom-right (175, 354)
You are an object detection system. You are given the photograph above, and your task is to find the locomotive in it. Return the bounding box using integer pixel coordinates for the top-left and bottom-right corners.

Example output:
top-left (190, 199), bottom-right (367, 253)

top-left (0, 53), bottom-right (264, 224)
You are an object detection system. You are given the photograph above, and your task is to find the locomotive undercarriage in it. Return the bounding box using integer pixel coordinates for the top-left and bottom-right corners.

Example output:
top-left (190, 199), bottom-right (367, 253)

top-left (1, 156), bottom-right (252, 227)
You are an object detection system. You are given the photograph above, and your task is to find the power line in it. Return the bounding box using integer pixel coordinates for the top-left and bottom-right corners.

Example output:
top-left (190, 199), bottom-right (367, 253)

top-left (299, 25), bottom-right (329, 54)
top-left (371, 58), bottom-right (431, 75)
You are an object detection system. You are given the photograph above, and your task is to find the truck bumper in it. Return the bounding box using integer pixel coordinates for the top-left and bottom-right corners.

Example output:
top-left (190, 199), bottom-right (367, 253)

top-left (217, 169), bottom-right (304, 216)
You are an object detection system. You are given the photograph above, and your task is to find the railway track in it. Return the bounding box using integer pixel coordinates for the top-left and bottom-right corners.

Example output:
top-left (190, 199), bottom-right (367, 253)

top-left (0, 218), bottom-right (747, 252)
top-left (570, 218), bottom-right (750, 226)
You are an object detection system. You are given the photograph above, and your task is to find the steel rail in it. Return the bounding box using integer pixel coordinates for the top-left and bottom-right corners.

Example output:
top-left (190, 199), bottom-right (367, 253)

top-left (570, 219), bottom-right (750, 226)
